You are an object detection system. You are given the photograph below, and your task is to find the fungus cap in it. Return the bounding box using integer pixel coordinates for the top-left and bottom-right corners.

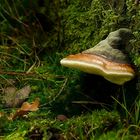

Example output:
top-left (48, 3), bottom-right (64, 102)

top-left (60, 53), bottom-right (135, 85)
top-left (60, 28), bottom-right (135, 85)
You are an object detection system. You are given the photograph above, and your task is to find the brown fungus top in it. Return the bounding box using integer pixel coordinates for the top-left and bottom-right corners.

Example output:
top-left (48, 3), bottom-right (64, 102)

top-left (60, 28), bottom-right (135, 85)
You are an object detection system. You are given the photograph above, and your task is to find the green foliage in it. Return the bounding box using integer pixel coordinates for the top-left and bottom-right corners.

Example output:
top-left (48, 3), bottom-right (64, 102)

top-left (63, 0), bottom-right (123, 53)
top-left (125, 1), bottom-right (140, 68)
top-left (1, 110), bottom-right (120, 139)
top-left (0, 0), bottom-right (62, 72)
top-left (2, 109), bottom-right (140, 139)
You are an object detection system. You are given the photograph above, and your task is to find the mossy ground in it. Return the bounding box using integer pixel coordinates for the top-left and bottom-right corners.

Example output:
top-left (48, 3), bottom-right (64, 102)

top-left (0, 0), bottom-right (140, 139)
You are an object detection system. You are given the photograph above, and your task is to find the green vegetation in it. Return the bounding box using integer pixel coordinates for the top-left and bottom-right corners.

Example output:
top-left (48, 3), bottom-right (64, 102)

top-left (0, 0), bottom-right (140, 139)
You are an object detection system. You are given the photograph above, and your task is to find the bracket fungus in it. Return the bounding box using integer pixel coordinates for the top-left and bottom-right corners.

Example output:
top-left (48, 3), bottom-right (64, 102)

top-left (60, 28), bottom-right (135, 85)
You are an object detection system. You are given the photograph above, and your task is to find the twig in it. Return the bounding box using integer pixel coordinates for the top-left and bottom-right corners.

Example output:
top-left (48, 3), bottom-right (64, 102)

top-left (0, 70), bottom-right (66, 80)
top-left (72, 100), bottom-right (110, 108)
top-left (40, 78), bottom-right (68, 107)
top-left (0, 71), bottom-right (36, 76)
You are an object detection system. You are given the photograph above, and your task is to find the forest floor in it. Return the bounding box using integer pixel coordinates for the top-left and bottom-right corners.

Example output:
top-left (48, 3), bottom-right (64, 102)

top-left (0, 48), bottom-right (140, 140)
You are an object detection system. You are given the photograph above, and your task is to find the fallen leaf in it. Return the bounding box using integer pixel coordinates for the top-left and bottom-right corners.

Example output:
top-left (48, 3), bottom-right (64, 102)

top-left (2, 85), bottom-right (31, 107)
top-left (10, 98), bottom-right (40, 120)
top-left (0, 112), bottom-right (4, 118)
top-left (3, 86), bottom-right (17, 94)
top-left (2, 86), bottom-right (17, 107)
top-left (14, 85), bottom-right (31, 107)
top-left (56, 115), bottom-right (68, 121)
top-left (20, 98), bottom-right (39, 111)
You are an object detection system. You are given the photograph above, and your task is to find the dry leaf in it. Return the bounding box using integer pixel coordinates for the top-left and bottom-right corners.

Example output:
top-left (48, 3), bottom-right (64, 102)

top-left (14, 85), bottom-right (31, 107)
top-left (56, 115), bottom-right (68, 121)
top-left (0, 112), bottom-right (4, 118)
top-left (2, 86), bottom-right (17, 107)
top-left (20, 98), bottom-right (39, 111)
top-left (3, 85), bottom-right (31, 107)
top-left (10, 98), bottom-right (40, 120)
top-left (3, 86), bottom-right (17, 94)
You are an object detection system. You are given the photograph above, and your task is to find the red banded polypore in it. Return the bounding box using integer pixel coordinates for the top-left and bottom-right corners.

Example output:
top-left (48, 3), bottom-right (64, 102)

top-left (60, 28), bottom-right (135, 85)
top-left (60, 53), bottom-right (135, 85)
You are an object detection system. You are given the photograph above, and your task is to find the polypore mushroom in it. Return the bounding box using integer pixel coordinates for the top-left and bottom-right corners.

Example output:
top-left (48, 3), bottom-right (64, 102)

top-left (60, 28), bottom-right (135, 85)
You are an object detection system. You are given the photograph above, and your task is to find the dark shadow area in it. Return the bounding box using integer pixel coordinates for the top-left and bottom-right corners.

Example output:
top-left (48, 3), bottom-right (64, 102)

top-left (50, 73), bottom-right (139, 117)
